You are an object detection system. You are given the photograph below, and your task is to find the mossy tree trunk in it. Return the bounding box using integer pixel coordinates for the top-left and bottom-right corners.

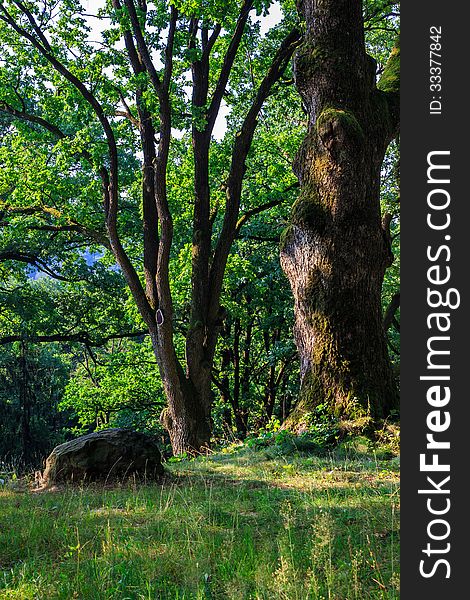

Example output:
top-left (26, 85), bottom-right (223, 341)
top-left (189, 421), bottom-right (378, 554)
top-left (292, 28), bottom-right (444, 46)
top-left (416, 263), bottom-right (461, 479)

top-left (280, 0), bottom-right (400, 427)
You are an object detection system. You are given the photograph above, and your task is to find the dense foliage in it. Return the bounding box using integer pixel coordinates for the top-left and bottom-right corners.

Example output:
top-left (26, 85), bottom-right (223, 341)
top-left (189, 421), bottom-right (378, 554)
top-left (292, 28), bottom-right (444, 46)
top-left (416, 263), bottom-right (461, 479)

top-left (0, 0), bottom-right (399, 465)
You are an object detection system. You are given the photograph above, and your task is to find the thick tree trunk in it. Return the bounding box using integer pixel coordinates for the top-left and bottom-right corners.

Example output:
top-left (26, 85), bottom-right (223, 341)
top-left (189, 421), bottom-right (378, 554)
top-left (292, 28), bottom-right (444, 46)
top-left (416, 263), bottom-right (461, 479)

top-left (281, 0), bottom-right (399, 426)
top-left (150, 326), bottom-right (212, 455)
top-left (161, 394), bottom-right (212, 456)
top-left (2, 3), bottom-right (301, 456)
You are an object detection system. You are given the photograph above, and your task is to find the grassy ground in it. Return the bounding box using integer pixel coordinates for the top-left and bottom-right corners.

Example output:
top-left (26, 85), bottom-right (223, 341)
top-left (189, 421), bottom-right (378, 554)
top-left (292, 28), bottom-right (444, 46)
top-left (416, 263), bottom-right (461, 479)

top-left (0, 440), bottom-right (399, 599)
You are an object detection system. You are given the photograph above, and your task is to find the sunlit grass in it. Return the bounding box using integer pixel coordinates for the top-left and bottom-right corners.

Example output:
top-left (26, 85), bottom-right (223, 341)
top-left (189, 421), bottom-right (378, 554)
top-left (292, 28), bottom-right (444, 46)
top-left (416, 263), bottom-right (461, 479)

top-left (0, 444), bottom-right (399, 599)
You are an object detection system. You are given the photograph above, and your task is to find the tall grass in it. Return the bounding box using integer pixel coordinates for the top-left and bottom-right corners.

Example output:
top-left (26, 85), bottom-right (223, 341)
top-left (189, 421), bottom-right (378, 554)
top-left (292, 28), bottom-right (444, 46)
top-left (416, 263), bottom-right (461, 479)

top-left (0, 444), bottom-right (399, 599)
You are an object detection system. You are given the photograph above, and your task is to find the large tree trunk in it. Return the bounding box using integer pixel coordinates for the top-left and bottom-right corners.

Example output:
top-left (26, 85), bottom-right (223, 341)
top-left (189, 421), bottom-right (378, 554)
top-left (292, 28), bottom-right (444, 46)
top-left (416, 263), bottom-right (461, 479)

top-left (281, 0), bottom-right (400, 427)
top-left (2, 2), bottom-right (299, 456)
top-left (160, 389), bottom-right (212, 456)
top-left (153, 328), bottom-right (212, 455)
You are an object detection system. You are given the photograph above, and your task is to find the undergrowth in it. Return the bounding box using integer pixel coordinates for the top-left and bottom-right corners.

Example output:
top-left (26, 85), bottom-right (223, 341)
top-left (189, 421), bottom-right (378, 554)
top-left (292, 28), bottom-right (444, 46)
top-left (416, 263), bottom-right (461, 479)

top-left (0, 433), bottom-right (399, 599)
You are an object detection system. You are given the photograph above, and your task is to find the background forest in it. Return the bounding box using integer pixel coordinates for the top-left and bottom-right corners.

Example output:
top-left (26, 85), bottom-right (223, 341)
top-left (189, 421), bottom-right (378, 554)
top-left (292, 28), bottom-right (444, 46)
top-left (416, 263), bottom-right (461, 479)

top-left (0, 0), bottom-right (399, 466)
top-left (0, 1), bottom-right (401, 598)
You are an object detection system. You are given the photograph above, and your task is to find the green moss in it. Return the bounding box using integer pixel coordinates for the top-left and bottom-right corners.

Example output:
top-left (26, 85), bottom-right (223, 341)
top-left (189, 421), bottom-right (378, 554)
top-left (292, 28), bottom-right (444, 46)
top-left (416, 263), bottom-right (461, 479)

top-left (295, 43), bottom-right (347, 81)
top-left (296, 369), bottom-right (354, 422)
top-left (279, 224), bottom-right (294, 252)
top-left (282, 371), bottom-right (325, 432)
top-left (297, 372), bottom-right (372, 422)
top-left (316, 107), bottom-right (365, 146)
top-left (307, 311), bottom-right (330, 334)
top-left (281, 182), bottom-right (330, 251)
top-left (377, 39), bottom-right (400, 94)
top-left (301, 370), bottom-right (324, 401)
top-left (290, 186), bottom-right (330, 230)
top-left (308, 45), bottom-right (343, 67)
top-left (291, 198), bottom-right (326, 227)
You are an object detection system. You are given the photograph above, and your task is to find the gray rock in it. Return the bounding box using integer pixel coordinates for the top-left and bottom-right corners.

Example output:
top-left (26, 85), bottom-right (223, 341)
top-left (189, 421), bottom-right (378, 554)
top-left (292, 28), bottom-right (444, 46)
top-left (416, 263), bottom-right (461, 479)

top-left (43, 428), bottom-right (164, 485)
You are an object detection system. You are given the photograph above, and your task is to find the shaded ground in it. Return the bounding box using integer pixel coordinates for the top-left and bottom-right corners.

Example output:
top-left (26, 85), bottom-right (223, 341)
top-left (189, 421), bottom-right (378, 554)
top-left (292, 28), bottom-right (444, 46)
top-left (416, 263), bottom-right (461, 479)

top-left (0, 443), bottom-right (399, 599)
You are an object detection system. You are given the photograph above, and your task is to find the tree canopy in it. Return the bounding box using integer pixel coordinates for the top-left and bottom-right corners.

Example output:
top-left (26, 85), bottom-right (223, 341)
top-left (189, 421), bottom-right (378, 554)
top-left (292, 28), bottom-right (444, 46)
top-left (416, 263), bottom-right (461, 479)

top-left (0, 0), bottom-right (400, 461)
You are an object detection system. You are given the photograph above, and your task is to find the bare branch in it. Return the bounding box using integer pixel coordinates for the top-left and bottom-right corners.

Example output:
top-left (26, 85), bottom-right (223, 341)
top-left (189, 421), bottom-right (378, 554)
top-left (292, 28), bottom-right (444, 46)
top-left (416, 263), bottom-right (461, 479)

top-left (0, 329), bottom-right (149, 347)
top-left (235, 182), bottom-right (299, 232)
top-left (383, 292), bottom-right (400, 332)
top-left (206, 0), bottom-right (254, 135)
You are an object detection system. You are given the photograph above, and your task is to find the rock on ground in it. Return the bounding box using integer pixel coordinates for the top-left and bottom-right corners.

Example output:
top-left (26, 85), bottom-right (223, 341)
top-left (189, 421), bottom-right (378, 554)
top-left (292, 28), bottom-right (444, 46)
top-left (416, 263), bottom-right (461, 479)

top-left (42, 428), bottom-right (164, 485)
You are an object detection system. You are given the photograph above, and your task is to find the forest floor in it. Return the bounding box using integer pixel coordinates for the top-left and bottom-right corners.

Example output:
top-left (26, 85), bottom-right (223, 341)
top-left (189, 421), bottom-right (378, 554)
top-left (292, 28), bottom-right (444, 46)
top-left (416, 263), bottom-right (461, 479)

top-left (0, 438), bottom-right (399, 599)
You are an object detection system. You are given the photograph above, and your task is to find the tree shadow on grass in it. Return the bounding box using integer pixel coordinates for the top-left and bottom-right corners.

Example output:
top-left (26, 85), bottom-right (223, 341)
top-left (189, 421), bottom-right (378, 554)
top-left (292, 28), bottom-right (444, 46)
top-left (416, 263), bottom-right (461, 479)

top-left (0, 452), bottom-right (399, 599)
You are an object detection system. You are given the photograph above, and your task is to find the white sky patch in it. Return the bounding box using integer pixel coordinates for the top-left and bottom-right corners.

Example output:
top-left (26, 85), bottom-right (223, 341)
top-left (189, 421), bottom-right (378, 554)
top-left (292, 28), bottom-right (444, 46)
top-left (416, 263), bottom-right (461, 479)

top-left (81, 0), bottom-right (282, 140)
top-left (260, 2), bottom-right (282, 36)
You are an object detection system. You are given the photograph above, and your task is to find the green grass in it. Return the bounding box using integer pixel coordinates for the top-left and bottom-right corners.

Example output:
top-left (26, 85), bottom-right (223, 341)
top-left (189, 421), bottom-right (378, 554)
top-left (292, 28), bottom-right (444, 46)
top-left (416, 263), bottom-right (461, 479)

top-left (0, 443), bottom-right (399, 599)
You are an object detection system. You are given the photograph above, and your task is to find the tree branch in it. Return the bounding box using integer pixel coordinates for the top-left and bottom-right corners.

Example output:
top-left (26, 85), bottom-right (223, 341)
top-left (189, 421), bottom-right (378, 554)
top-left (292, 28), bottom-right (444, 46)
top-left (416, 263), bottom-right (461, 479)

top-left (0, 250), bottom-right (78, 282)
top-left (206, 0), bottom-right (254, 135)
top-left (1, 205), bottom-right (111, 248)
top-left (122, 0), bottom-right (163, 95)
top-left (116, 1), bottom-right (181, 382)
top-left (0, 99), bottom-right (66, 139)
top-left (0, 330), bottom-right (149, 347)
top-left (12, 0), bottom-right (53, 51)
top-left (235, 182), bottom-right (299, 232)
top-left (1, 0), bottom-right (156, 328)
top-left (202, 24), bottom-right (222, 62)
top-left (163, 6), bottom-right (178, 93)
top-left (208, 28), bottom-right (301, 326)
top-left (383, 291), bottom-right (400, 332)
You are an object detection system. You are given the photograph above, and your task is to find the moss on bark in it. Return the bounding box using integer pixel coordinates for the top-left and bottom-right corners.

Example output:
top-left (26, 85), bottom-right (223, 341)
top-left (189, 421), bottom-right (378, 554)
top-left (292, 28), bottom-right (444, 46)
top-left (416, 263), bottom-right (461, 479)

top-left (280, 0), bottom-right (400, 429)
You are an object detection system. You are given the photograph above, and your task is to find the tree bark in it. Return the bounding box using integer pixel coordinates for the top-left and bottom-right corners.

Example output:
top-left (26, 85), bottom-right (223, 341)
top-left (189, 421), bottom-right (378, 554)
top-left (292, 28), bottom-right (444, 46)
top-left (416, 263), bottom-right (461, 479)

top-left (159, 374), bottom-right (212, 455)
top-left (19, 341), bottom-right (32, 465)
top-left (261, 326), bottom-right (280, 423)
top-left (1, 1), bottom-right (299, 455)
top-left (281, 0), bottom-right (400, 427)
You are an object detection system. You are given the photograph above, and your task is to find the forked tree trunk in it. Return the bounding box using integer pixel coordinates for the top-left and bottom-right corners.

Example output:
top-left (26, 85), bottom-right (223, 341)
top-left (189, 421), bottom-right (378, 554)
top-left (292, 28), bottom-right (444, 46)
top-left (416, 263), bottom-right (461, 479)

top-left (160, 389), bottom-right (212, 456)
top-left (151, 326), bottom-right (213, 455)
top-left (1, 1), bottom-right (300, 456)
top-left (280, 0), bottom-right (400, 427)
